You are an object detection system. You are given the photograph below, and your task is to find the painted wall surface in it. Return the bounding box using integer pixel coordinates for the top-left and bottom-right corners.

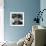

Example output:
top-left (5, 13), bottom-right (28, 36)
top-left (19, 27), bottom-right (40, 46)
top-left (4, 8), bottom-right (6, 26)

top-left (4, 0), bottom-right (40, 42)
top-left (40, 0), bottom-right (46, 27)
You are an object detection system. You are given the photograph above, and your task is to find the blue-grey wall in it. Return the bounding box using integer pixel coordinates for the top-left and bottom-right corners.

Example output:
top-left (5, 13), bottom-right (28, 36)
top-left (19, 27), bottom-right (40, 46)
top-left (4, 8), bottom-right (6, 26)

top-left (40, 0), bottom-right (46, 27)
top-left (4, 0), bottom-right (40, 42)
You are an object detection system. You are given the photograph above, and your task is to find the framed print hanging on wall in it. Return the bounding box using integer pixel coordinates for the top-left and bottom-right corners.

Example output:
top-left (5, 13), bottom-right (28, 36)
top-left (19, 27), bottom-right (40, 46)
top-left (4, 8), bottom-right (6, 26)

top-left (10, 12), bottom-right (24, 26)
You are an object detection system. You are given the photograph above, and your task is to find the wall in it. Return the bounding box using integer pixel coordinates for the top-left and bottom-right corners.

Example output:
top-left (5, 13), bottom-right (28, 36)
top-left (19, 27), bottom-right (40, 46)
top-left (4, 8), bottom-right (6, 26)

top-left (40, 0), bottom-right (46, 27)
top-left (4, 0), bottom-right (40, 42)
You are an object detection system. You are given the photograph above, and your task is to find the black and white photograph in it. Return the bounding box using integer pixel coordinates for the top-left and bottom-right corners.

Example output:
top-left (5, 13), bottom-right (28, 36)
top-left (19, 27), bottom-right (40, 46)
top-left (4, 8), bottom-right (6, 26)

top-left (10, 12), bottom-right (24, 26)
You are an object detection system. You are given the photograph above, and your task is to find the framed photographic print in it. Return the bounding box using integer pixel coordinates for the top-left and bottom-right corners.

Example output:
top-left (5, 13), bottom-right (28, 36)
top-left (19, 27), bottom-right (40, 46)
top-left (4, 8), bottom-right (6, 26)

top-left (10, 12), bottom-right (24, 26)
